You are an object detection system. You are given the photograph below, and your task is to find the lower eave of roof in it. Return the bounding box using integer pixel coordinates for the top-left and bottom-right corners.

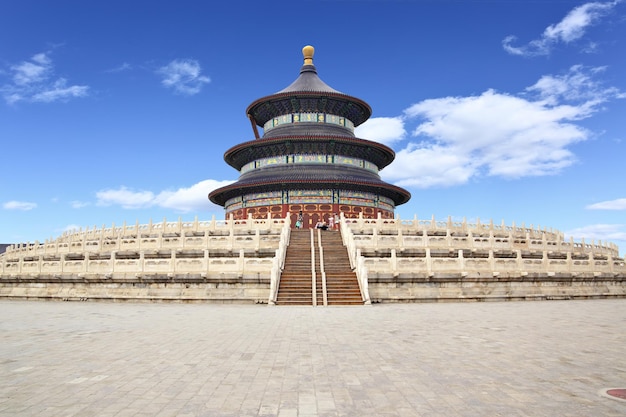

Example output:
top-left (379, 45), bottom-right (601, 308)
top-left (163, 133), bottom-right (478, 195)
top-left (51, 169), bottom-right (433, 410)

top-left (208, 179), bottom-right (411, 207)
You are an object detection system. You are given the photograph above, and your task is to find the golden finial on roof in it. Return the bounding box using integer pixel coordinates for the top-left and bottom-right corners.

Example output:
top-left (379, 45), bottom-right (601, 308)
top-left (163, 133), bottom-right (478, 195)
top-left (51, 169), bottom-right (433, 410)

top-left (302, 45), bottom-right (314, 65)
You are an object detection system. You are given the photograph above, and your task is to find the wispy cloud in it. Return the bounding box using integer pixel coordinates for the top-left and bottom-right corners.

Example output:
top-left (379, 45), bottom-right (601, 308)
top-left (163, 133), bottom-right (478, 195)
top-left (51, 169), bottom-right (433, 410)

top-left (105, 62), bottom-right (132, 73)
top-left (70, 200), bottom-right (90, 209)
top-left (526, 65), bottom-right (625, 104)
top-left (30, 78), bottom-right (89, 103)
top-left (61, 224), bottom-right (82, 234)
top-left (565, 223), bottom-right (626, 243)
top-left (1, 51), bottom-right (89, 104)
top-left (503, 1), bottom-right (621, 56)
top-left (12, 52), bottom-right (51, 85)
top-left (157, 59), bottom-right (210, 95)
top-left (96, 179), bottom-right (234, 212)
top-left (586, 198), bottom-right (626, 210)
top-left (3, 201), bottom-right (37, 211)
top-left (360, 65), bottom-right (623, 189)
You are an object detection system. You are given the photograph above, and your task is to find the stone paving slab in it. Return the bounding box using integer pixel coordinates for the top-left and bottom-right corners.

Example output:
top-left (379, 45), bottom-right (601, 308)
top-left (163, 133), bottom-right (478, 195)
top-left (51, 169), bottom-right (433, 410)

top-left (0, 299), bottom-right (625, 416)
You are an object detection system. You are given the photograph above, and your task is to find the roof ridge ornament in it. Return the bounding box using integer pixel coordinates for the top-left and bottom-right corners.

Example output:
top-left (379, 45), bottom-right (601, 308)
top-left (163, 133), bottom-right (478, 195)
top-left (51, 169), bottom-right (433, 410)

top-left (303, 45), bottom-right (314, 65)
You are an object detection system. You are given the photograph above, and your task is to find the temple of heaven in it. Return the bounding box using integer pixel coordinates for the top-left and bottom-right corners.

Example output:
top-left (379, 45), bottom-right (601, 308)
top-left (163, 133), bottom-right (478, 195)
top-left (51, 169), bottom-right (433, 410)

top-left (209, 45), bottom-right (411, 228)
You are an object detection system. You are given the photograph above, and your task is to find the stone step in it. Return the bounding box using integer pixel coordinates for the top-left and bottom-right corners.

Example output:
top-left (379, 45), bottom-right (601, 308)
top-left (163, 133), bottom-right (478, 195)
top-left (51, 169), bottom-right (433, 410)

top-left (277, 228), bottom-right (363, 306)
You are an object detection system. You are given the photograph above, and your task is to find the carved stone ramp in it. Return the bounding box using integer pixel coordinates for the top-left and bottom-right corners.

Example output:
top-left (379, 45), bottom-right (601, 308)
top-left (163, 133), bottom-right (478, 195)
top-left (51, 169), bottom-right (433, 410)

top-left (275, 229), bottom-right (322, 306)
top-left (276, 228), bottom-right (364, 306)
top-left (319, 230), bottom-right (364, 305)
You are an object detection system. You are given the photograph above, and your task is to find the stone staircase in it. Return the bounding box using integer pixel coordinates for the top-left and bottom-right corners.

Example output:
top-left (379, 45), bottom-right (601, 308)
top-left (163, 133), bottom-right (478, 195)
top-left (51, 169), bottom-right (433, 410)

top-left (319, 230), bottom-right (364, 306)
top-left (276, 229), bottom-right (321, 305)
top-left (275, 228), bottom-right (363, 306)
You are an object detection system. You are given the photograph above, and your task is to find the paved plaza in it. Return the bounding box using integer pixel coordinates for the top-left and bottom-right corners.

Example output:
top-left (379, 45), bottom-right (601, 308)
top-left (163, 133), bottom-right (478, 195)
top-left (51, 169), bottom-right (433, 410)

top-left (1, 299), bottom-right (625, 416)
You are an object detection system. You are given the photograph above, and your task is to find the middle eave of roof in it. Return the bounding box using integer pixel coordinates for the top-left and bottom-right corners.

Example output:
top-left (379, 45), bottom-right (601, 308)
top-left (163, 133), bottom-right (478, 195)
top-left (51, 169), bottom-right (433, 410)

top-left (223, 135), bottom-right (396, 171)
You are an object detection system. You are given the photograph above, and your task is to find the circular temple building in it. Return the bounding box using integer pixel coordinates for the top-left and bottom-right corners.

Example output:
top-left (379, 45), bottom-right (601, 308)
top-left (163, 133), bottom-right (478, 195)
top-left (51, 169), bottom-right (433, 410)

top-left (1, 46), bottom-right (624, 306)
top-left (209, 46), bottom-right (410, 228)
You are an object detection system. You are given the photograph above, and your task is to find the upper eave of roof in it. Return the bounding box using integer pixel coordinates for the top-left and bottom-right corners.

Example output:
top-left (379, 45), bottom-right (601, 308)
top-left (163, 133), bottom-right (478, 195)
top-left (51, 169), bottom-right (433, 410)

top-left (245, 46), bottom-right (372, 127)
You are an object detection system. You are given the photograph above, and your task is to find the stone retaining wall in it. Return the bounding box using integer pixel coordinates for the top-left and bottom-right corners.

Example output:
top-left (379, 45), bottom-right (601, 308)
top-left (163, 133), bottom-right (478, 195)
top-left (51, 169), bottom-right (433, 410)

top-left (368, 273), bottom-right (626, 303)
top-left (0, 274), bottom-right (270, 304)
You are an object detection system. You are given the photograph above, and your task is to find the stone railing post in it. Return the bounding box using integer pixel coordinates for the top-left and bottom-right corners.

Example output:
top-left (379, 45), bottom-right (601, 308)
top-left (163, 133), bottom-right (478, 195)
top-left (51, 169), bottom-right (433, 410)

top-left (488, 250), bottom-right (495, 273)
top-left (84, 252), bottom-right (89, 274)
top-left (239, 249), bottom-right (245, 275)
top-left (228, 213), bottom-right (234, 234)
top-left (373, 228), bottom-right (378, 250)
top-left (110, 251), bottom-right (116, 275)
top-left (516, 250), bottom-right (523, 274)
top-left (567, 251), bottom-right (572, 275)
top-left (170, 250), bottom-right (176, 275)
top-left (59, 253), bottom-right (65, 274)
top-left (268, 215), bottom-right (291, 305)
top-left (458, 249), bottom-right (465, 275)
top-left (139, 251), bottom-right (145, 275)
top-left (356, 256), bottom-right (371, 305)
top-left (228, 228), bottom-right (234, 251)
top-left (203, 249), bottom-right (209, 273)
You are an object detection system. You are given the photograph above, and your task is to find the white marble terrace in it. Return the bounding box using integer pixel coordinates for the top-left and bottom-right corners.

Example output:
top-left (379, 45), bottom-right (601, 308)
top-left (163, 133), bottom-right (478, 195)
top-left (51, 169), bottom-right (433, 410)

top-left (1, 215), bottom-right (290, 281)
top-left (340, 214), bottom-right (625, 281)
top-left (1, 212), bottom-right (624, 286)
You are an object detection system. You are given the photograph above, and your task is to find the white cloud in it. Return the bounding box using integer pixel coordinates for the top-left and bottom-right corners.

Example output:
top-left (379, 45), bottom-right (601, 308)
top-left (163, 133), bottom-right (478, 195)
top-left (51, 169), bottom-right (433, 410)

top-left (1, 51), bottom-right (89, 104)
top-left (383, 143), bottom-right (475, 188)
top-left (62, 224), bottom-right (82, 234)
top-left (355, 117), bottom-right (406, 145)
top-left (527, 65), bottom-right (626, 105)
top-left (71, 200), bottom-right (90, 209)
top-left (157, 59), bottom-right (210, 95)
top-left (503, 1), bottom-right (621, 56)
top-left (12, 53), bottom-right (51, 85)
top-left (96, 179), bottom-right (234, 212)
top-left (3, 201), bottom-right (37, 211)
top-left (565, 223), bottom-right (626, 243)
top-left (155, 180), bottom-right (233, 212)
top-left (105, 62), bottom-right (132, 73)
top-left (31, 78), bottom-right (89, 103)
top-left (380, 66), bottom-right (623, 188)
top-left (543, 1), bottom-right (618, 42)
top-left (586, 198), bottom-right (626, 210)
top-left (96, 187), bottom-right (156, 209)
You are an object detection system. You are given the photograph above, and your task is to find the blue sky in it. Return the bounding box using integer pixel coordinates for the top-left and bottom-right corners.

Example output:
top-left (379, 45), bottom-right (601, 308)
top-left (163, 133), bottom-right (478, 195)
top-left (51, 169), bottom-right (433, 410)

top-left (1, 0), bottom-right (625, 255)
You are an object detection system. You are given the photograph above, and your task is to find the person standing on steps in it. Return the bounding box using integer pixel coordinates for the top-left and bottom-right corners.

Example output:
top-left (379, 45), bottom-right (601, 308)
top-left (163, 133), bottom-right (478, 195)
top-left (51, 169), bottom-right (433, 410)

top-left (328, 213), bottom-right (335, 230)
top-left (296, 210), bottom-right (303, 229)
